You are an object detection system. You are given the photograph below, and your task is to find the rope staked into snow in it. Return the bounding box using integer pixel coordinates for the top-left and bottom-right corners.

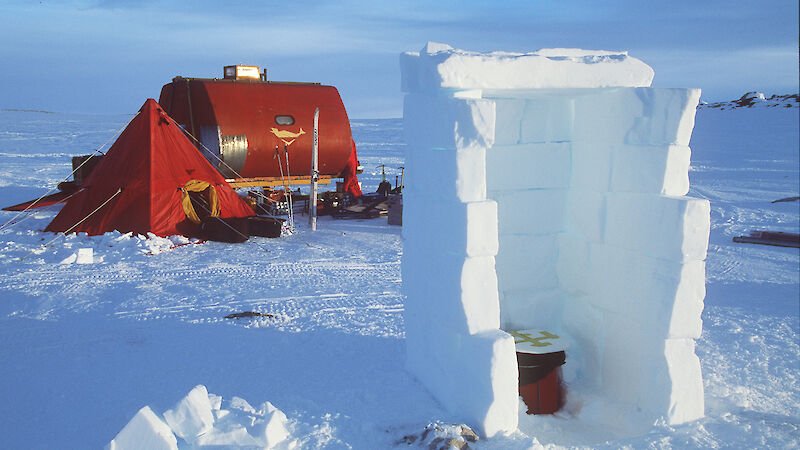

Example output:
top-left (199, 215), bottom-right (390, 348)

top-left (21, 187), bottom-right (123, 261)
top-left (2, 187), bottom-right (86, 232)
top-left (0, 111), bottom-right (140, 233)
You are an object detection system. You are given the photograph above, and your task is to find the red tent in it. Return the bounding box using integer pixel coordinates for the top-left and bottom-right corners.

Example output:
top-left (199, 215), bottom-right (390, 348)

top-left (46, 99), bottom-right (254, 237)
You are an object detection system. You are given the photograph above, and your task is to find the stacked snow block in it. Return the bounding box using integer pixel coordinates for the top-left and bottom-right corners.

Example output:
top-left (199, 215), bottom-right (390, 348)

top-left (552, 87), bottom-right (709, 428)
top-left (401, 42), bottom-right (709, 437)
top-left (402, 92), bottom-right (520, 437)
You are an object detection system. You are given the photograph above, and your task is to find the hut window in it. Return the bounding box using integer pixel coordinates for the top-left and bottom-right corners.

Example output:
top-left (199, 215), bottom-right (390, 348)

top-left (275, 115), bottom-right (295, 125)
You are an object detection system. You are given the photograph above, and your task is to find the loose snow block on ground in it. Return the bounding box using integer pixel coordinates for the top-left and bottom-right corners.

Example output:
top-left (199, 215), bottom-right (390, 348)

top-left (108, 406), bottom-right (178, 450)
top-left (604, 194), bottom-right (711, 262)
top-left (486, 143), bottom-right (571, 190)
top-left (162, 385), bottom-right (215, 443)
top-left (404, 328), bottom-right (519, 437)
top-left (402, 195), bottom-right (497, 257)
top-left (400, 42), bottom-right (655, 92)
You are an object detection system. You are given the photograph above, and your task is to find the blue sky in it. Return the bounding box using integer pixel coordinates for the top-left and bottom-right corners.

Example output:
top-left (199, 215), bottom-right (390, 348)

top-left (2, 0), bottom-right (797, 118)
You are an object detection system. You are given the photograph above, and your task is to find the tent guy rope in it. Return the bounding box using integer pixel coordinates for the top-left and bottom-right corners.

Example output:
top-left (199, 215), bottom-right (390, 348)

top-left (21, 187), bottom-right (123, 261)
top-left (0, 111), bottom-right (139, 233)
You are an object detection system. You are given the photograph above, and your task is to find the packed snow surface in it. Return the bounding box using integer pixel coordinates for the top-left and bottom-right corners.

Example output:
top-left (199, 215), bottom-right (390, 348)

top-left (0, 98), bottom-right (798, 448)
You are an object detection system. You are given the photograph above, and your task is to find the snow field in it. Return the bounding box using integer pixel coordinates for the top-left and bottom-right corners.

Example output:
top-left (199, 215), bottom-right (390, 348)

top-left (401, 43), bottom-right (711, 435)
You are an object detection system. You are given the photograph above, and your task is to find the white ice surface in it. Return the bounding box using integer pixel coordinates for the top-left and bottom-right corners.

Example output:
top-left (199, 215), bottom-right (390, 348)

top-left (0, 103), bottom-right (797, 448)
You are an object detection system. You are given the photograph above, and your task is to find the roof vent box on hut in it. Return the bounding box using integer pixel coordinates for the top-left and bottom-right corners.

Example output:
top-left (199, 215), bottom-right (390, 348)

top-left (223, 65), bottom-right (265, 81)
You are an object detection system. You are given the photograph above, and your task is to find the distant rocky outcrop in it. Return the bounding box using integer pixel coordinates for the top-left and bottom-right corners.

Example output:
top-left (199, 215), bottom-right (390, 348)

top-left (699, 92), bottom-right (799, 110)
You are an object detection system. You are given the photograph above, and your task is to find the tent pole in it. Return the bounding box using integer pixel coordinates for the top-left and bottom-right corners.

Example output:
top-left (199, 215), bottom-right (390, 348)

top-left (309, 108), bottom-right (319, 231)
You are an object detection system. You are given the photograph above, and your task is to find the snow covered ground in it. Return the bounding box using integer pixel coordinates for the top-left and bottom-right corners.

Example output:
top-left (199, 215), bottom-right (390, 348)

top-left (0, 98), bottom-right (797, 448)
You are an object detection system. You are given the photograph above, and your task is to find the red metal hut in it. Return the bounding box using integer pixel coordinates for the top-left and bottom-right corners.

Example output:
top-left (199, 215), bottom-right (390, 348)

top-left (158, 65), bottom-right (361, 195)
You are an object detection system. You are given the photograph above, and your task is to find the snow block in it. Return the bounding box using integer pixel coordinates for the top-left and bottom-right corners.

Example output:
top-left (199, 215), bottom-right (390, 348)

top-left (495, 233), bottom-right (559, 292)
top-left (573, 87), bottom-right (700, 146)
top-left (486, 143), bottom-right (571, 191)
top-left (109, 406), bottom-right (178, 450)
top-left (195, 424), bottom-right (261, 447)
top-left (402, 197), bottom-right (498, 257)
top-left (519, 96), bottom-right (574, 143)
top-left (404, 144), bottom-right (487, 202)
top-left (556, 233), bottom-right (591, 294)
top-left (489, 189), bottom-right (568, 235)
top-left (599, 315), bottom-right (704, 425)
top-left (492, 99), bottom-right (526, 145)
top-left (664, 338), bottom-right (705, 424)
top-left (570, 142), bottom-right (612, 192)
top-left (403, 93), bottom-right (495, 151)
top-left (587, 244), bottom-right (705, 339)
top-left (254, 402), bottom-right (291, 449)
top-left (604, 194), bottom-right (711, 262)
top-left (572, 88), bottom-right (644, 144)
top-left (627, 88), bottom-right (701, 146)
top-left (566, 190), bottom-right (607, 243)
top-left (162, 385), bottom-right (215, 443)
top-left (610, 144), bottom-right (691, 196)
top-left (401, 43), bottom-right (654, 92)
top-left (402, 249), bottom-right (500, 335)
top-left (404, 328), bottom-right (519, 437)
top-left (499, 288), bottom-right (565, 331)
top-left (560, 295), bottom-right (604, 388)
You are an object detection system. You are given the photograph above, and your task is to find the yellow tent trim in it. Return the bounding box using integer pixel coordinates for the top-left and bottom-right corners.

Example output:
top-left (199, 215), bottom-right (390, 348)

top-left (181, 179), bottom-right (220, 224)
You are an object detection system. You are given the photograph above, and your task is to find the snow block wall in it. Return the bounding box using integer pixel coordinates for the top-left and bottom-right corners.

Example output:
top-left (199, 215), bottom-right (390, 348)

top-left (401, 43), bottom-right (709, 436)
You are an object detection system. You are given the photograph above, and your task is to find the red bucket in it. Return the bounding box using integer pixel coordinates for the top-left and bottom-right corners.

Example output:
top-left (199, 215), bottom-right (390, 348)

top-left (510, 330), bottom-right (567, 415)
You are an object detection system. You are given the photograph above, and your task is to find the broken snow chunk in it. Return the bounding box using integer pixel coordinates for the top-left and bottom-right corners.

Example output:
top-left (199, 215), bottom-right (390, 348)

top-left (162, 385), bottom-right (215, 443)
top-left (229, 396), bottom-right (257, 414)
top-left (108, 406), bottom-right (177, 450)
top-left (208, 393), bottom-right (223, 411)
top-left (76, 247), bottom-right (93, 264)
top-left (252, 401), bottom-right (290, 449)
